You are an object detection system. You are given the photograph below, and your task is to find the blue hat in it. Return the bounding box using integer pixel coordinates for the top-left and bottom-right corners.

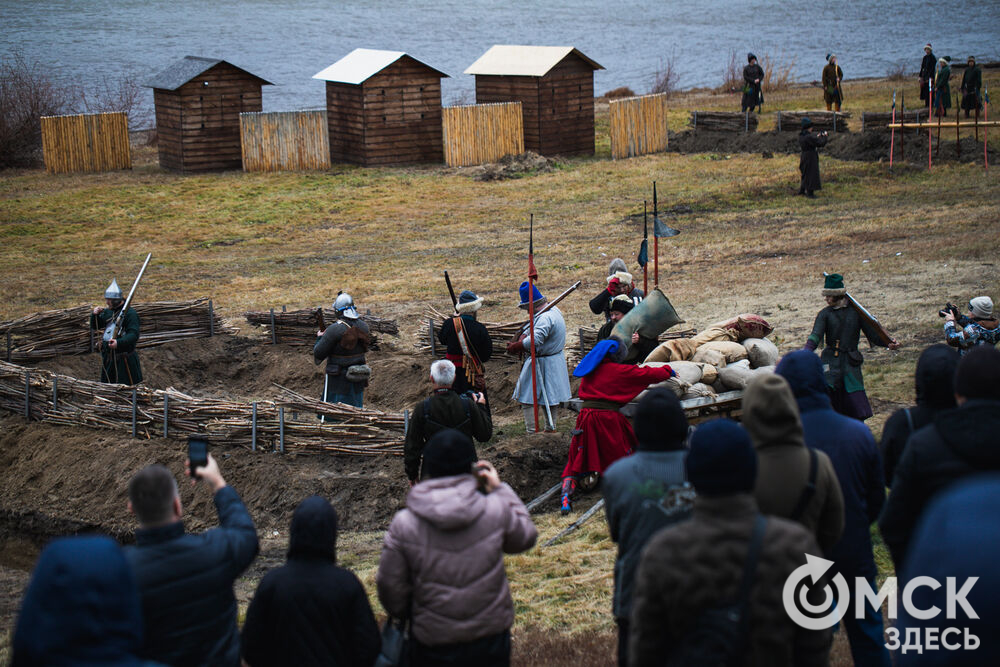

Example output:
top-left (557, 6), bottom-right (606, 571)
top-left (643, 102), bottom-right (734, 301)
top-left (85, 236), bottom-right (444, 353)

top-left (801, 116), bottom-right (813, 129)
top-left (686, 419), bottom-right (757, 496)
top-left (517, 281), bottom-right (544, 309)
top-left (573, 339), bottom-right (619, 377)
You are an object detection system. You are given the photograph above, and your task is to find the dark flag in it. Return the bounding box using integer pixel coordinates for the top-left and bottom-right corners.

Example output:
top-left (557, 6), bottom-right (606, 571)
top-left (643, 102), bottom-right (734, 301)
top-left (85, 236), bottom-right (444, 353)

top-left (637, 238), bottom-right (648, 267)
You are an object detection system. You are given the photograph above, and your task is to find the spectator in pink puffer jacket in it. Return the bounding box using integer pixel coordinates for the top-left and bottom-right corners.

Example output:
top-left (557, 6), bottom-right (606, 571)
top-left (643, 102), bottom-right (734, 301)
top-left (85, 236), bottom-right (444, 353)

top-left (376, 429), bottom-right (537, 666)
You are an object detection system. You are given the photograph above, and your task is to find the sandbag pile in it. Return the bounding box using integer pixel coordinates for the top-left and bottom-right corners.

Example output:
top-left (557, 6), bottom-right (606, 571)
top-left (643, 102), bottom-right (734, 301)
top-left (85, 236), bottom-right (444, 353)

top-left (639, 313), bottom-right (778, 399)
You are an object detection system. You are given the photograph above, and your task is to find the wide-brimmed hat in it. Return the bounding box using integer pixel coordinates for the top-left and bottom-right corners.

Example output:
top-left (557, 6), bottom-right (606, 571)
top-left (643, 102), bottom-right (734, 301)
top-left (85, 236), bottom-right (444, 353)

top-left (456, 289), bottom-right (483, 314)
top-left (969, 296), bottom-right (994, 319)
top-left (822, 273), bottom-right (847, 297)
top-left (517, 281), bottom-right (545, 309)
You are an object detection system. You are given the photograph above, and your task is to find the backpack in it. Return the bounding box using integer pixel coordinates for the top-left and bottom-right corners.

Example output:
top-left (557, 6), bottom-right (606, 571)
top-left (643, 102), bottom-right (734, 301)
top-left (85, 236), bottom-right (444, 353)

top-left (667, 515), bottom-right (768, 667)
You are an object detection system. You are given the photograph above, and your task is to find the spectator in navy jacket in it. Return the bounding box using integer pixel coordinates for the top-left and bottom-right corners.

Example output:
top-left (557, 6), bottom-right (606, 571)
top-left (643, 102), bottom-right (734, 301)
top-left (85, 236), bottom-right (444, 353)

top-left (777, 350), bottom-right (889, 667)
top-left (124, 455), bottom-right (258, 667)
top-left (242, 496), bottom-right (380, 667)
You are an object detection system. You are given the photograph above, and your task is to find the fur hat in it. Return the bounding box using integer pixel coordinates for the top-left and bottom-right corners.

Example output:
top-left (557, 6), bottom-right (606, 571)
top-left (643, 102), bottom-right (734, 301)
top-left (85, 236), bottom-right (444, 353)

top-left (747, 52), bottom-right (757, 63)
top-left (939, 56), bottom-right (950, 65)
top-left (924, 43), bottom-right (932, 51)
top-left (607, 258), bottom-right (628, 276)
top-left (822, 273), bottom-right (847, 297)
top-left (826, 53), bottom-right (835, 63)
top-left (801, 117), bottom-right (813, 129)
top-left (517, 281), bottom-right (545, 309)
top-left (610, 294), bottom-right (634, 315)
top-left (969, 296), bottom-right (993, 319)
top-left (455, 289), bottom-right (483, 314)
top-left (607, 270), bottom-right (633, 285)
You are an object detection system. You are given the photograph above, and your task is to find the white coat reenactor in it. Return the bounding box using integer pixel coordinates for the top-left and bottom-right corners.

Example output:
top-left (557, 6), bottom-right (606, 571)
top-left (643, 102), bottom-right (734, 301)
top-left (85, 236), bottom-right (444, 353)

top-left (313, 292), bottom-right (371, 409)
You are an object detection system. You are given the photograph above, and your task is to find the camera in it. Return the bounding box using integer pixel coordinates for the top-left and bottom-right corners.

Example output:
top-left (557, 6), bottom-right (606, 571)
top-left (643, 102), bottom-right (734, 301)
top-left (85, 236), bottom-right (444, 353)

top-left (938, 303), bottom-right (970, 326)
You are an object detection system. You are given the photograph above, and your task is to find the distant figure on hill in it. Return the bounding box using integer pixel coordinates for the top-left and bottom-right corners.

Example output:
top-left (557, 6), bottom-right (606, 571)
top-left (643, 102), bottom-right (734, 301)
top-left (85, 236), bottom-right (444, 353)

top-left (314, 291), bottom-right (371, 409)
top-left (822, 54), bottom-right (843, 111)
top-left (437, 289), bottom-right (492, 394)
top-left (742, 52), bottom-right (764, 113)
top-left (934, 56), bottom-right (952, 117)
top-left (960, 56), bottom-right (983, 117)
top-left (919, 44), bottom-right (936, 108)
top-left (241, 496), bottom-right (381, 667)
top-left (797, 117), bottom-right (828, 198)
top-left (91, 278), bottom-right (142, 385)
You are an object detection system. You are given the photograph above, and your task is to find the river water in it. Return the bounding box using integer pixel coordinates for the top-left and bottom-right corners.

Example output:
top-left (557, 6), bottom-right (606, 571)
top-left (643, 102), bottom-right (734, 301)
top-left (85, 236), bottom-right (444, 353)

top-left (3, 0), bottom-right (998, 121)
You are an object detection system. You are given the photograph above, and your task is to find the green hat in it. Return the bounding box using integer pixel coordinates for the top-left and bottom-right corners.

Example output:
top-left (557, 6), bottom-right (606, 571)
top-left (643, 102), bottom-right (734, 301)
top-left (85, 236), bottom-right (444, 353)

top-left (822, 273), bottom-right (846, 297)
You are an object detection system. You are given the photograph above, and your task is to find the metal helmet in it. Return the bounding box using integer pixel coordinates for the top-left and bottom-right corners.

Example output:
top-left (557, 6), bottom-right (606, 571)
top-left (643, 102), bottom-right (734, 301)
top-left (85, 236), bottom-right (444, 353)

top-left (104, 278), bottom-right (123, 300)
top-left (333, 292), bottom-right (359, 320)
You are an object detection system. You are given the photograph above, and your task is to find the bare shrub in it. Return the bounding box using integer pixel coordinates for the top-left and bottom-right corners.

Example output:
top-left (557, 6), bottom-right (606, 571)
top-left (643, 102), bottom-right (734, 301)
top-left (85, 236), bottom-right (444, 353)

top-left (603, 86), bottom-right (636, 99)
top-left (0, 50), bottom-right (76, 168)
top-left (761, 53), bottom-right (796, 92)
top-left (650, 54), bottom-right (679, 97)
top-left (886, 60), bottom-right (909, 81)
top-left (79, 71), bottom-right (153, 129)
top-left (718, 50), bottom-right (742, 93)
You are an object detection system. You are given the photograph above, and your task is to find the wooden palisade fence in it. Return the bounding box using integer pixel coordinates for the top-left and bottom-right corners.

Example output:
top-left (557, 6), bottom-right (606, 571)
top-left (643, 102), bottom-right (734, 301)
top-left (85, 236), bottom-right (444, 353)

top-left (40, 112), bottom-right (131, 174)
top-left (775, 111), bottom-right (851, 132)
top-left (689, 111), bottom-right (759, 132)
top-left (244, 307), bottom-right (398, 346)
top-left (442, 102), bottom-right (524, 167)
top-left (609, 93), bottom-right (670, 159)
top-left (240, 110), bottom-right (331, 172)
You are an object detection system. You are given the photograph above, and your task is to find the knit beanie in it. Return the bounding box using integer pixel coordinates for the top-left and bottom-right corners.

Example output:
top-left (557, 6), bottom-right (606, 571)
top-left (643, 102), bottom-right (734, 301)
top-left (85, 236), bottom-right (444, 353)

top-left (686, 419), bottom-right (757, 496)
top-left (969, 296), bottom-right (993, 319)
top-left (288, 495), bottom-right (338, 561)
top-left (741, 373), bottom-right (805, 449)
top-left (954, 346), bottom-right (1000, 401)
top-left (634, 387), bottom-right (688, 451)
top-left (822, 273), bottom-right (846, 297)
top-left (421, 428), bottom-right (478, 478)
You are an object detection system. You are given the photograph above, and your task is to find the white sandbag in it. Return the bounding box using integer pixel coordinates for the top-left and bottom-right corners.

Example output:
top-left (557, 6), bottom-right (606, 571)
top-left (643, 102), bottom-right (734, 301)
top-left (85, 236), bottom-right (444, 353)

top-left (683, 382), bottom-right (717, 400)
top-left (718, 359), bottom-right (754, 390)
top-left (697, 341), bottom-right (748, 363)
top-left (691, 347), bottom-right (727, 368)
top-left (642, 376), bottom-right (691, 398)
top-left (664, 360), bottom-right (704, 385)
top-left (696, 362), bottom-right (718, 385)
top-left (743, 338), bottom-right (779, 368)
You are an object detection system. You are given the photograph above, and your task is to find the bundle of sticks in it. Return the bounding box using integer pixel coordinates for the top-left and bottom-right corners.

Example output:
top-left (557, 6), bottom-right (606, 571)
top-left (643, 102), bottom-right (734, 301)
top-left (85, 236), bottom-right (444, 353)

top-left (417, 306), bottom-right (527, 357)
top-left (861, 109), bottom-right (927, 131)
top-left (243, 307), bottom-right (398, 346)
top-left (689, 111), bottom-right (759, 132)
top-left (0, 299), bottom-right (235, 361)
top-left (0, 360), bottom-right (404, 455)
top-left (776, 111), bottom-right (852, 132)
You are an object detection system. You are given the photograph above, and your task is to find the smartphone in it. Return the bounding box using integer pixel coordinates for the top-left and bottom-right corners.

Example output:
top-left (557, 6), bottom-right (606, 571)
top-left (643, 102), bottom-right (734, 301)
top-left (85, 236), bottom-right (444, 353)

top-left (188, 437), bottom-right (209, 478)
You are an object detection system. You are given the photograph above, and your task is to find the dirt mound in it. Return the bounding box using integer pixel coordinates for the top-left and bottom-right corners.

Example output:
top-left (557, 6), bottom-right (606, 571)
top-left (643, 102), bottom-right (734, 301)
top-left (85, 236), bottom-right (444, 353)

top-left (472, 152), bottom-right (557, 181)
top-left (668, 129), bottom-right (997, 165)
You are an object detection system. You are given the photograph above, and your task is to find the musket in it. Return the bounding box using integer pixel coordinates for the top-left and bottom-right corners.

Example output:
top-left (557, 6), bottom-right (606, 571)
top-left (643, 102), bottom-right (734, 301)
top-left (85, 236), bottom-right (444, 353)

top-left (823, 272), bottom-right (898, 348)
top-left (653, 182), bottom-right (659, 287)
top-left (642, 201), bottom-right (648, 295)
top-left (444, 271), bottom-right (459, 313)
top-left (316, 306), bottom-right (325, 332)
top-left (103, 253), bottom-right (152, 344)
top-left (512, 280), bottom-right (582, 340)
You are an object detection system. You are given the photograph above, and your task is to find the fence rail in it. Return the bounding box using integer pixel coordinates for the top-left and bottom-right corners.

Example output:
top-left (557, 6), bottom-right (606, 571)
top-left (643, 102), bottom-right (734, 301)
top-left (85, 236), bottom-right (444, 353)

top-left (40, 112), bottom-right (131, 174)
top-left (609, 94), bottom-right (670, 159)
top-left (442, 102), bottom-right (524, 167)
top-left (240, 110), bottom-right (331, 172)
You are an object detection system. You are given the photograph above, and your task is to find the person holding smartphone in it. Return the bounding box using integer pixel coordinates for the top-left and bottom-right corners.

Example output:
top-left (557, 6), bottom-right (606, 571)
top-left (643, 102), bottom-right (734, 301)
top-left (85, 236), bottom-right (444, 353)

top-left (798, 117), bottom-right (828, 199)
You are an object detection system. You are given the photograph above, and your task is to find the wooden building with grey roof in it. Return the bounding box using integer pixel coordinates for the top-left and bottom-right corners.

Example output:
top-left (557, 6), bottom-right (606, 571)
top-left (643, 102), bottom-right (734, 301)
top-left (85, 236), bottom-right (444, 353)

top-left (314, 49), bottom-right (448, 166)
top-left (145, 56), bottom-right (271, 172)
top-left (465, 45), bottom-right (604, 157)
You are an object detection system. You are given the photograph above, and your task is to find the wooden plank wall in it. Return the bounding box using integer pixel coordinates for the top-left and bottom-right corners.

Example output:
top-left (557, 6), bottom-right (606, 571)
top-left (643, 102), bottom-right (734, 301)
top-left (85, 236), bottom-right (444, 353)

top-left (360, 58), bottom-right (444, 166)
top-left (442, 102), bottom-right (524, 167)
top-left (240, 110), bottom-right (331, 172)
top-left (475, 75), bottom-right (542, 152)
top-left (326, 82), bottom-right (365, 164)
top-left (40, 112), bottom-right (131, 174)
top-left (538, 56), bottom-right (596, 156)
top-left (609, 94), bottom-right (669, 159)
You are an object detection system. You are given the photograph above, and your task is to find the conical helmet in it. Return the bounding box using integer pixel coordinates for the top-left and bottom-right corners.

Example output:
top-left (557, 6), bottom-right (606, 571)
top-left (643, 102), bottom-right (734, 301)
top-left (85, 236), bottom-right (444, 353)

top-left (333, 292), bottom-right (359, 320)
top-left (104, 279), bottom-right (123, 300)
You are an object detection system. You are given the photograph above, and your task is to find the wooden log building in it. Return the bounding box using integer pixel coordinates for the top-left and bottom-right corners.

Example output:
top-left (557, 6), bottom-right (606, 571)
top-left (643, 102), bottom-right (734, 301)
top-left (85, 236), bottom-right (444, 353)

top-left (145, 56), bottom-right (271, 172)
top-left (464, 45), bottom-right (604, 157)
top-left (313, 49), bottom-right (448, 166)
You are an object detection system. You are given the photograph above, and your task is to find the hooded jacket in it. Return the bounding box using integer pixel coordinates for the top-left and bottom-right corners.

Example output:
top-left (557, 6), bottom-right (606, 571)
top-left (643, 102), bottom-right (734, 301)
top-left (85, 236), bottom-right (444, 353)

top-left (879, 398), bottom-right (1000, 572)
top-left (879, 344), bottom-right (959, 485)
top-left (376, 475), bottom-right (537, 646)
top-left (12, 536), bottom-right (160, 667)
top-left (742, 373), bottom-right (845, 555)
top-left (776, 351), bottom-right (885, 579)
top-left (242, 496), bottom-right (380, 667)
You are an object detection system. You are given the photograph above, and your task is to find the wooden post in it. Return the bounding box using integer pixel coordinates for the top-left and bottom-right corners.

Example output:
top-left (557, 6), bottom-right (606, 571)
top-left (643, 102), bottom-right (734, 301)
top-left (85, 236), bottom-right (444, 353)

top-left (900, 92), bottom-right (906, 157)
top-left (89, 325), bottom-right (95, 354)
top-left (269, 308), bottom-right (277, 344)
top-left (163, 393), bottom-right (169, 438)
top-left (929, 78), bottom-right (934, 169)
top-left (251, 401), bottom-right (257, 452)
top-left (52, 377), bottom-right (58, 412)
top-left (956, 91), bottom-right (961, 159)
top-left (131, 388), bottom-right (137, 438)
top-left (278, 407), bottom-right (285, 453)
top-left (208, 300), bottom-right (215, 337)
top-left (24, 370), bottom-right (30, 419)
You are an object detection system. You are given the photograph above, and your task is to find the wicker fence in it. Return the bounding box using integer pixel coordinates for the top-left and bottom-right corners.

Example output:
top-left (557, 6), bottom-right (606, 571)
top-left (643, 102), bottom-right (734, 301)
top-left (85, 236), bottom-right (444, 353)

top-left (244, 307), bottom-right (398, 346)
top-left (40, 112), bottom-right (131, 174)
top-left (442, 102), bottom-right (524, 167)
top-left (0, 299), bottom-right (235, 362)
top-left (240, 110), bottom-right (331, 172)
top-left (609, 94), bottom-right (670, 159)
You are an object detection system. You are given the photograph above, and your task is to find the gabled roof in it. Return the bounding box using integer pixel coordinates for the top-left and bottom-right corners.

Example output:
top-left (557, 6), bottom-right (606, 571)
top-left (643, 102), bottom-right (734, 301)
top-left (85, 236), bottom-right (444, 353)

top-left (312, 48), bottom-right (449, 85)
top-left (464, 45), bottom-right (604, 77)
top-left (145, 56), bottom-right (272, 90)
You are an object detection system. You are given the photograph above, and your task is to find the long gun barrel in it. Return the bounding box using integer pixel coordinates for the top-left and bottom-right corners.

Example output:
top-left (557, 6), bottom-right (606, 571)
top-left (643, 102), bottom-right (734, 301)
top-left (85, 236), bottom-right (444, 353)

top-left (513, 280), bottom-right (582, 340)
top-left (105, 253), bottom-right (152, 342)
top-left (444, 271), bottom-right (459, 313)
top-left (822, 272), bottom-right (897, 347)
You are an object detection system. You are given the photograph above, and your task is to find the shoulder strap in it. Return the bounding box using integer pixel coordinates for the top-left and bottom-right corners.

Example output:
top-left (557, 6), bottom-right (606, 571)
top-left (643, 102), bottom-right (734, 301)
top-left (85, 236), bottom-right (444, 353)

top-left (789, 448), bottom-right (818, 522)
top-left (735, 515), bottom-right (768, 609)
top-left (904, 408), bottom-right (914, 434)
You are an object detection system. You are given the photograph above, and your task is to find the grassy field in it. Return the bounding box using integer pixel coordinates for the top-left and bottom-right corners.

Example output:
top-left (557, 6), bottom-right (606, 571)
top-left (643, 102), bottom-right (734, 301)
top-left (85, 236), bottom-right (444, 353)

top-left (2, 74), bottom-right (999, 664)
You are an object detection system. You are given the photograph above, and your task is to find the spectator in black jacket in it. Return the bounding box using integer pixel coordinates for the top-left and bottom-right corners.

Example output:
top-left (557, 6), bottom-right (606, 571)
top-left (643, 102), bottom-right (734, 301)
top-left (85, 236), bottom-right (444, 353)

top-left (589, 258), bottom-right (644, 321)
top-left (124, 455), bottom-right (258, 667)
top-left (879, 345), bottom-right (1000, 573)
top-left (879, 344), bottom-right (959, 486)
top-left (242, 496), bottom-right (380, 667)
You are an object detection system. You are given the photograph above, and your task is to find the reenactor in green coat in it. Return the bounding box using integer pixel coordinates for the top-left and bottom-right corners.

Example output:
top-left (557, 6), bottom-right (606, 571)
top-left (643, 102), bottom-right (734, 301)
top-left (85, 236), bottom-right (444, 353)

top-left (90, 279), bottom-right (142, 385)
top-left (961, 56), bottom-right (983, 117)
top-left (934, 57), bottom-right (952, 117)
